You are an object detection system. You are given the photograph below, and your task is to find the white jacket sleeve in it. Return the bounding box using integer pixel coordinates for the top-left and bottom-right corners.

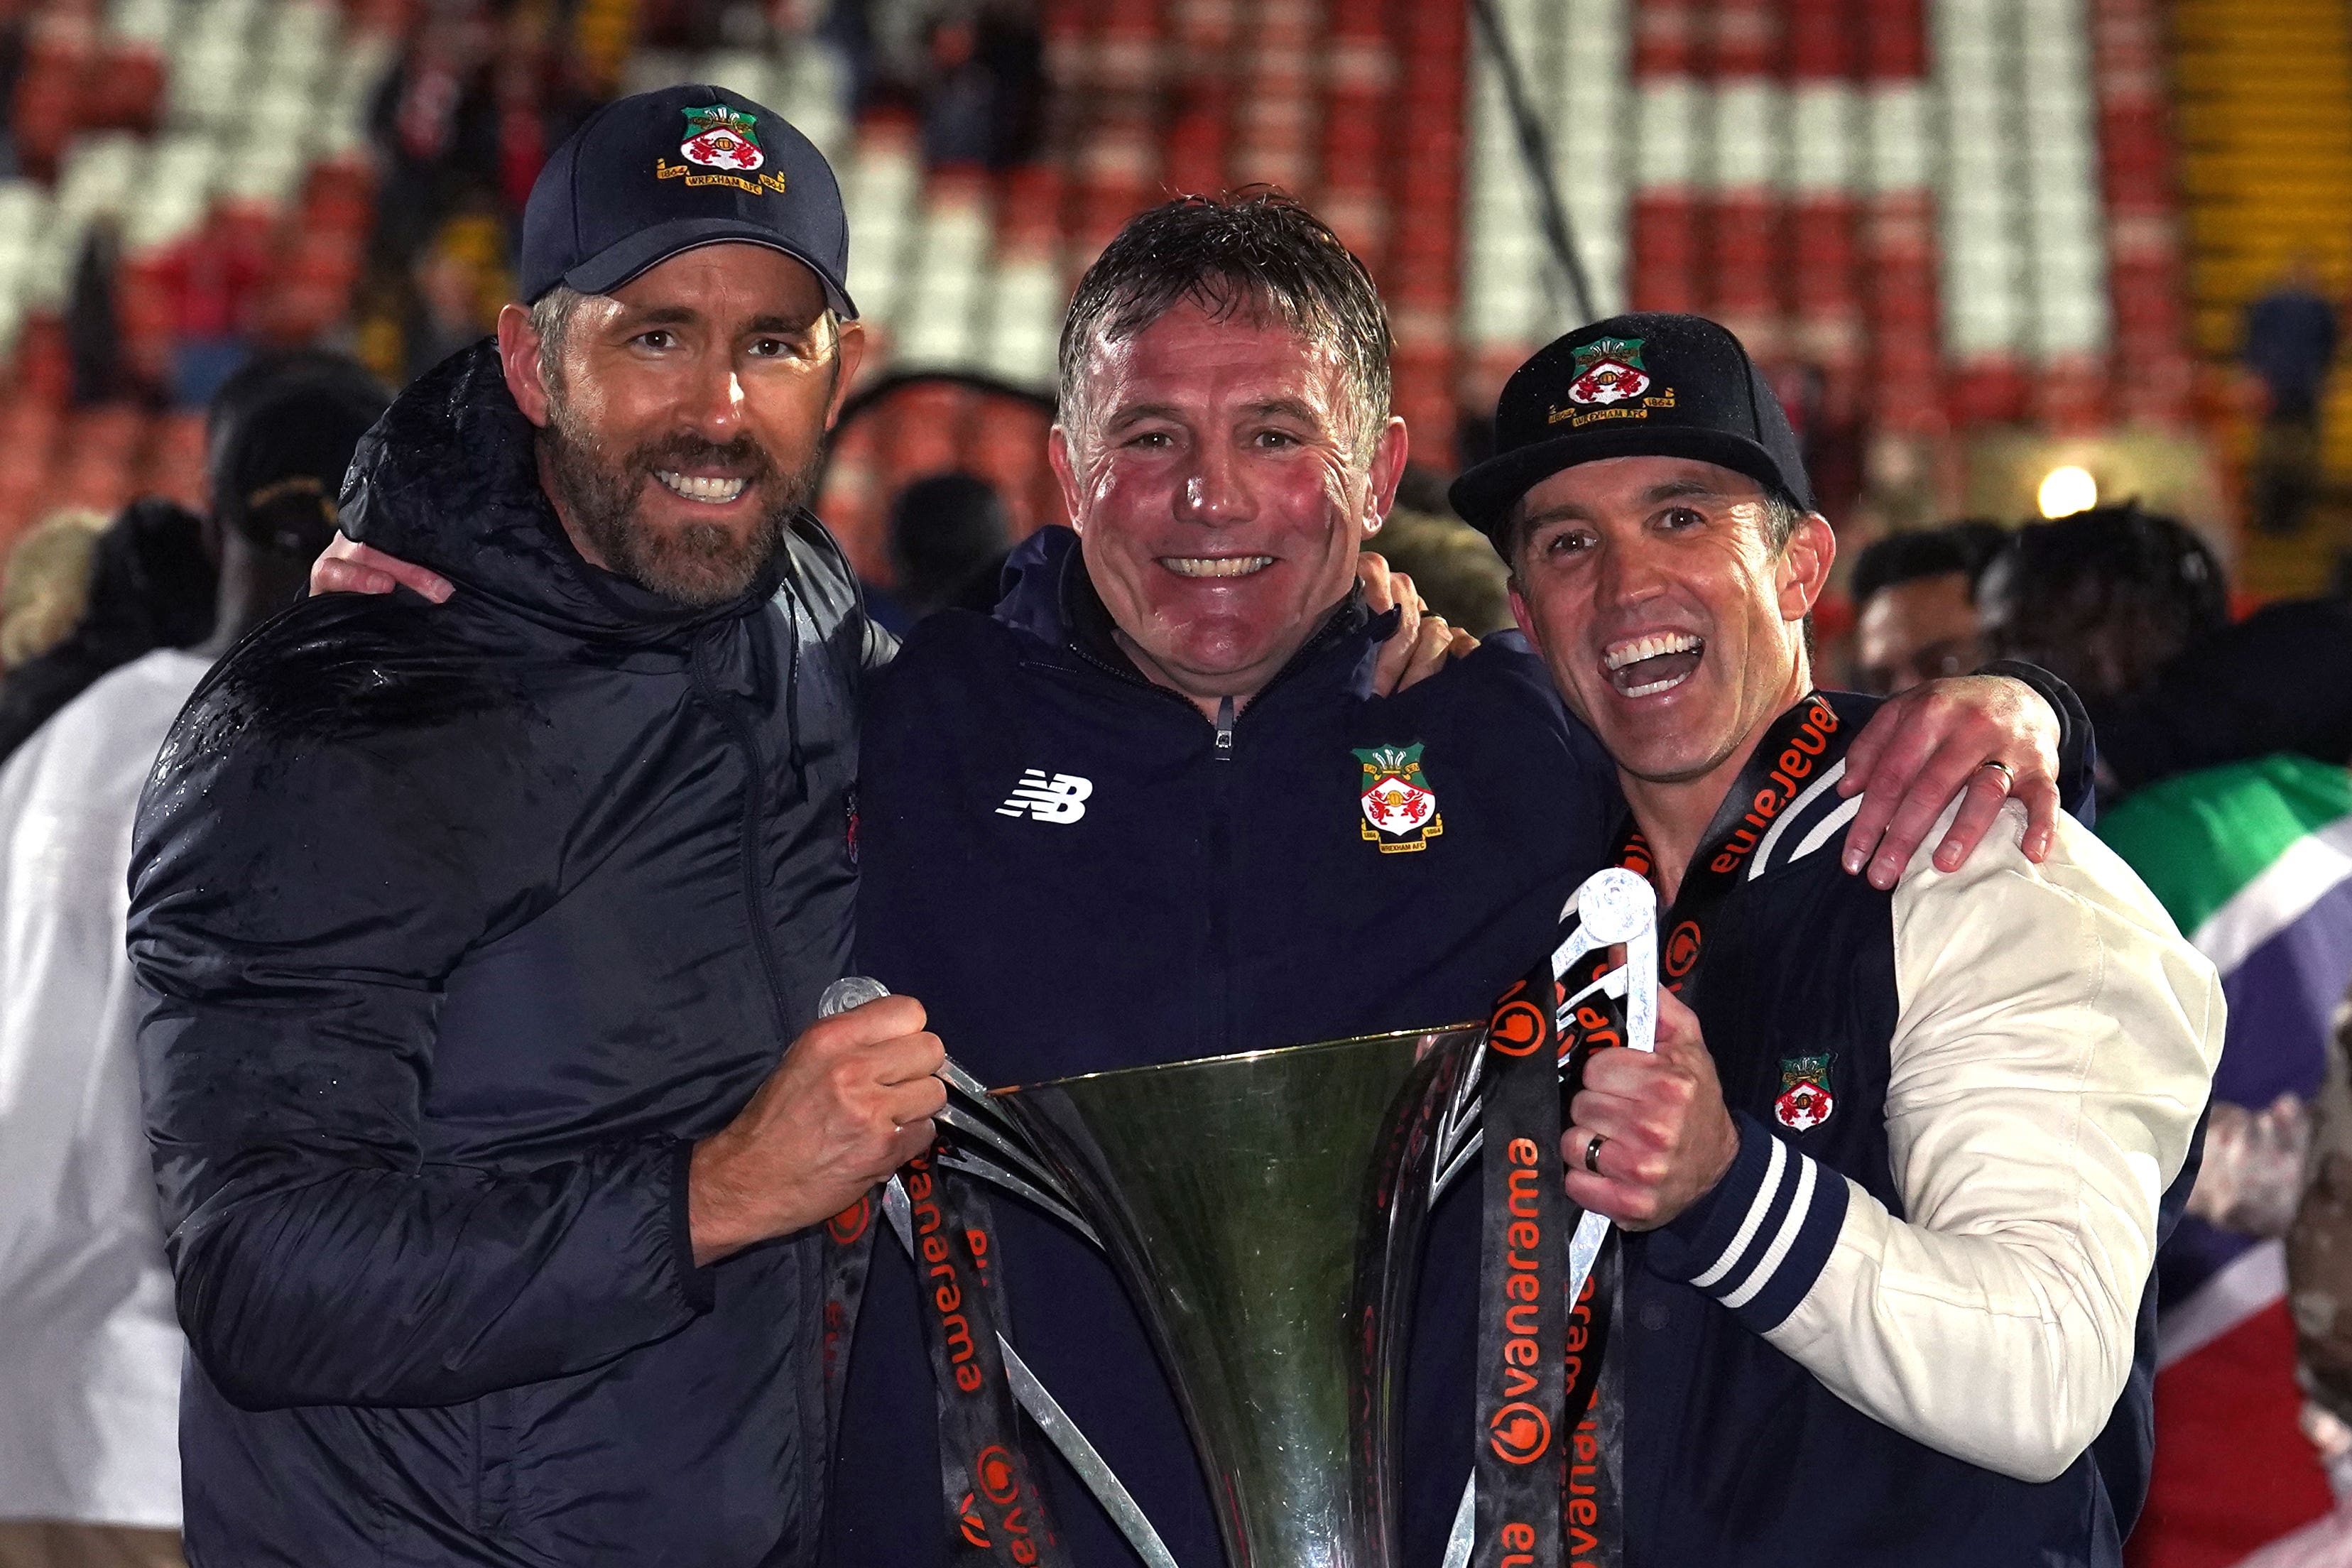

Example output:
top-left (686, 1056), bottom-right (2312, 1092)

top-left (1648, 802), bottom-right (2221, 1482)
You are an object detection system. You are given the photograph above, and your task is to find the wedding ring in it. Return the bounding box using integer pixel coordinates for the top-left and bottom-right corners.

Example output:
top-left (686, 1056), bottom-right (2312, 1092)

top-left (1584, 1133), bottom-right (1606, 1174)
top-left (1980, 760), bottom-right (2015, 790)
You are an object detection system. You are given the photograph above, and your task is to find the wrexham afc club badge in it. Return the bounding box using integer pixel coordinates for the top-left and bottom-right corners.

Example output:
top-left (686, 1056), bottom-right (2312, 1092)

top-left (1354, 743), bottom-right (1443, 853)
top-left (682, 105), bottom-right (763, 170)
top-left (1775, 1054), bottom-right (1836, 1131)
top-left (1565, 337), bottom-right (1652, 406)
top-left (658, 106), bottom-right (789, 195)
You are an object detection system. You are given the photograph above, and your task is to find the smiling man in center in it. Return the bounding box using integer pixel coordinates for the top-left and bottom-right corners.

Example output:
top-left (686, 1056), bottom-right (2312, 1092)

top-left (827, 204), bottom-right (2098, 1568)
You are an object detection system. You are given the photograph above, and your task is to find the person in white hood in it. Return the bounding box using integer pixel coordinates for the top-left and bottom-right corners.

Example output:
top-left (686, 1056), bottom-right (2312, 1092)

top-left (0, 352), bottom-right (386, 1568)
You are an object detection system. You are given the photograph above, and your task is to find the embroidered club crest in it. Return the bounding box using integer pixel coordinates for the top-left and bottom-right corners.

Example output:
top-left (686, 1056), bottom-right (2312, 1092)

top-left (681, 105), bottom-right (764, 170)
top-left (1566, 337), bottom-right (1652, 406)
top-left (1354, 743), bottom-right (1443, 853)
top-left (1774, 1053), bottom-right (1836, 1131)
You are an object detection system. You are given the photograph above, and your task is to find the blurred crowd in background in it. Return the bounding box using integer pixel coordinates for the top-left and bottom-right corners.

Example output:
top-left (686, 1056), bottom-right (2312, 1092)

top-left (2, 2), bottom-right (2352, 1568)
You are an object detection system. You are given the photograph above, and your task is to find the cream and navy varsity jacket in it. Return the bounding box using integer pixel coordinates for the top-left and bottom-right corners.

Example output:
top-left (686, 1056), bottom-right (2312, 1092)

top-left (1625, 691), bottom-right (2223, 1566)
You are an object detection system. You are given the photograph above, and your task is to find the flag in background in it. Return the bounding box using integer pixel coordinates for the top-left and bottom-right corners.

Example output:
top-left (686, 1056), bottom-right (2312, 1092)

top-left (2101, 755), bottom-right (2352, 1568)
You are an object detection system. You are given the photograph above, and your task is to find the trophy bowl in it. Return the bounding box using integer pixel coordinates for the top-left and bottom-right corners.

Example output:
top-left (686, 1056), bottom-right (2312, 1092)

top-left (993, 1024), bottom-right (1485, 1568)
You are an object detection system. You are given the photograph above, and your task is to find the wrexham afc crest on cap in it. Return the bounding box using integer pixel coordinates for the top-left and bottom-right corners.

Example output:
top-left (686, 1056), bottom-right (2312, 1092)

top-left (1775, 1053), bottom-right (1836, 1131)
top-left (682, 104), bottom-right (763, 170)
top-left (1355, 744), bottom-right (1443, 853)
top-left (1566, 337), bottom-right (1651, 406)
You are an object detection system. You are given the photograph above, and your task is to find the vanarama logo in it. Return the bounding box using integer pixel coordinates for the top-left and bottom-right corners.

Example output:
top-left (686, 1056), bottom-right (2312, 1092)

top-left (1706, 697), bottom-right (1839, 876)
top-left (1489, 1400), bottom-right (1552, 1464)
top-left (825, 1192), bottom-right (871, 1245)
top-left (1488, 993), bottom-right (1546, 1058)
top-left (1493, 1136), bottom-right (1550, 1416)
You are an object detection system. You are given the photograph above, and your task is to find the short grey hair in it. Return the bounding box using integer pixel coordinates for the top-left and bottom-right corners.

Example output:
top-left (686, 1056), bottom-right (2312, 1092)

top-left (529, 285), bottom-right (589, 393)
top-left (1057, 191), bottom-right (1393, 464)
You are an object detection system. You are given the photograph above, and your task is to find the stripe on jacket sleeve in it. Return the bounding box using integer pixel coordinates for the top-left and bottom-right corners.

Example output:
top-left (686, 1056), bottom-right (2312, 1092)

top-left (1645, 1111), bottom-right (1851, 1334)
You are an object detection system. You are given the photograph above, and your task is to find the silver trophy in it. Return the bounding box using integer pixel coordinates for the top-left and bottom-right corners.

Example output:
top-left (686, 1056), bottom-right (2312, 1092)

top-left (837, 866), bottom-right (1660, 1567)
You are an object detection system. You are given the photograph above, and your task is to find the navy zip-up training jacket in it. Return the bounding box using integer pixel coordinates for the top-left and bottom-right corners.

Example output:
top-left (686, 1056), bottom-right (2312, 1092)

top-left (827, 526), bottom-right (1626, 1567)
top-left (126, 344), bottom-right (881, 1567)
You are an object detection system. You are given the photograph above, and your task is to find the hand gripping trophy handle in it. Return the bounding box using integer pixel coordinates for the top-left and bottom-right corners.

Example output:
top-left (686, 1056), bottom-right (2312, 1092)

top-left (816, 978), bottom-right (1177, 1568)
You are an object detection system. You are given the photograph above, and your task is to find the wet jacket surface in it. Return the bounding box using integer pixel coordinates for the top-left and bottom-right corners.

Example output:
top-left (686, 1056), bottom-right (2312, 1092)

top-left (829, 526), bottom-right (1624, 1568)
top-left (126, 344), bottom-right (876, 1567)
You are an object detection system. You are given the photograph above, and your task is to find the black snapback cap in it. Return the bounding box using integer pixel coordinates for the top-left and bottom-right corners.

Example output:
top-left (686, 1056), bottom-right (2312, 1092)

top-left (520, 84), bottom-right (856, 317)
top-left (1450, 313), bottom-right (1814, 552)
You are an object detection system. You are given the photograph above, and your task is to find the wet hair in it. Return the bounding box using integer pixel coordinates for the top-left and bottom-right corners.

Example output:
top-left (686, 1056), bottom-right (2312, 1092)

top-left (1988, 502), bottom-right (2228, 651)
top-left (1057, 190), bottom-right (1393, 462)
top-left (1850, 518), bottom-right (2008, 608)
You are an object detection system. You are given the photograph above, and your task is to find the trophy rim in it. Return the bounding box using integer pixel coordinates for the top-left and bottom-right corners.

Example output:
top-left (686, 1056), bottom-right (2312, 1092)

top-left (986, 1020), bottom-right (1487, 1098)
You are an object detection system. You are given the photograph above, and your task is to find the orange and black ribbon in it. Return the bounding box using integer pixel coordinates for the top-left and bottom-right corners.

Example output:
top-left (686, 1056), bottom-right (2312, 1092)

top-left (902, 1148), bottom-right (1071, 1568)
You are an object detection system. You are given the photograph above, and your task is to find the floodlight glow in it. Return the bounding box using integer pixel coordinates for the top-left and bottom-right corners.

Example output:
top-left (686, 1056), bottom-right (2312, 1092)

top-left (2037, 466), bottom-right (2098, 519)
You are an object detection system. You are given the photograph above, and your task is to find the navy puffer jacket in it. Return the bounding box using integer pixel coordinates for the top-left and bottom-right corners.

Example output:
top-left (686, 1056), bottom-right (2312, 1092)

top-left (128, 342), bottom-right (879, 1567)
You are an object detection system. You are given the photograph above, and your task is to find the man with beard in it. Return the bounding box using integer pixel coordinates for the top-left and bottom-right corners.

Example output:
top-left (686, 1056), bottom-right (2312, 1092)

top-left (124, 88), bottom-right (946, 1567)
top-left (1449, 315), bottom-right (2220, 1563)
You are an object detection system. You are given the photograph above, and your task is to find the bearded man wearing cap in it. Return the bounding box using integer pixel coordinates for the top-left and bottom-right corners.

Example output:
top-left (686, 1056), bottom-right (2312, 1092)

top-left (1450, 313), bottom-right (2223, 1564)
top-left (124, 88), bottom-right (948, 1567)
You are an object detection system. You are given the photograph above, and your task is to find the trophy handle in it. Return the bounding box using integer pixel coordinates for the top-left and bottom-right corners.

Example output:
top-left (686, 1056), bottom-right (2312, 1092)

top-left (880, 1171), bottom-right (1180, 1568)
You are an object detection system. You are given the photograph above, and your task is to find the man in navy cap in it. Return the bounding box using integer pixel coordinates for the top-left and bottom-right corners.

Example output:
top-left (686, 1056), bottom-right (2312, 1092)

top-left (125, 87), bottom-right (946, 1567)
top-left (1449, 314), bottom-right (2221, 1563)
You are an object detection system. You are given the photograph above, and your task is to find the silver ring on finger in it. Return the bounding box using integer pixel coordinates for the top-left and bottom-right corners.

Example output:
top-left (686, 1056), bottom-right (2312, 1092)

top-left (1584, 1132), bottom-right (1607, 1174)
top-left (1978, 759), bottom-right (2015, 793)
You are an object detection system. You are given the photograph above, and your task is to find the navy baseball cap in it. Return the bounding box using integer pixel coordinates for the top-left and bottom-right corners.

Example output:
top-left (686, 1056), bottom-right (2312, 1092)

top-left (520, 84), bottom-right (856, 317)
top-left (1450, 313), bottom-right (1814, 552)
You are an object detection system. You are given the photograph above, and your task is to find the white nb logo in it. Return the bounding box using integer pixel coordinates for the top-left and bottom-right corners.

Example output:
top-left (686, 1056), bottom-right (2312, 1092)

top-left (996, 769), bottom-right (1093, 824)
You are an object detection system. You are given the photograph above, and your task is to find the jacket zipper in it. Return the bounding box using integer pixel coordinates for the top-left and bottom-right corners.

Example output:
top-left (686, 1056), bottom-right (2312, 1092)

top-left (1062, 612), bottom-right (1356, 1054)
top-left (691, 628), bottom-right (800, 1050)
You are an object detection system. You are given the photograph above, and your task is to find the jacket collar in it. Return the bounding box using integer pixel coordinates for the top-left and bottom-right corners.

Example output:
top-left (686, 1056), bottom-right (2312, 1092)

top-left (340, 341), bottom-right (782, 646)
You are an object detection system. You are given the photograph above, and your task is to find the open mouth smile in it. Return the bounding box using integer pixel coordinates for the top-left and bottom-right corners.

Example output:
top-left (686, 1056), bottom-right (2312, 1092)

top-left (655, 471), bottom-right (749, 504)
top-left (1603, 631), bottom-right (1704, 697)
top-left (1162, 555), bottom-right (1275, 579)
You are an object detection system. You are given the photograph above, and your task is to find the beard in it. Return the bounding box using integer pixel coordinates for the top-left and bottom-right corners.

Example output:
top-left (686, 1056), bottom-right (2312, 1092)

top-left (538, 394), bottom-right (824, 607)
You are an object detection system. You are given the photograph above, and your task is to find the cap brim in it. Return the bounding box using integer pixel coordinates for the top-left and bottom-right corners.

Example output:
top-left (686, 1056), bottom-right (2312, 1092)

top-left (1450, 425), bottom-right (1801, 552)
top-left (557, 217), bottom-right (859, 319)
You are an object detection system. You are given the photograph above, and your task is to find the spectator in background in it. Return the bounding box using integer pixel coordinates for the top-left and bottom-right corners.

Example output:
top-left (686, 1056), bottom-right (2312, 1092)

top-left (0, 498), bottom-right (214, 767)
top-left (1981, 503), bottom-right (2352, 1563)
top-left (871, 469), bottom-right (1012, 633)
top-left (1849, 518), bottom-right (2007, 695)
top-left (1976, 502), bottom-right (2227, 792)
top-left (0, 351), bottom-right (387, 1568)
top-left (1363, 504), bottom-right (1512, 635)
top-left (0, 508), bottom-right (107, 672)
top-left (2245, 256), bottom-right (2340, 536)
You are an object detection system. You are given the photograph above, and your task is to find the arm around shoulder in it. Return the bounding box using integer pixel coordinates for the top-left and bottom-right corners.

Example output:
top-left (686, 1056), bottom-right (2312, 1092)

top-left (1678, 805), bottom-right (2220, 1480)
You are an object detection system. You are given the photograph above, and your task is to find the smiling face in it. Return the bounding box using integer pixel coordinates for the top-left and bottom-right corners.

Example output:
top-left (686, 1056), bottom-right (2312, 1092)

top-left (1506, 456), bottom-right (1833, 790)
top-left (499, 243), bottom-right (865, 605)
top-left (1050, 297), bottom-right (1406, 710)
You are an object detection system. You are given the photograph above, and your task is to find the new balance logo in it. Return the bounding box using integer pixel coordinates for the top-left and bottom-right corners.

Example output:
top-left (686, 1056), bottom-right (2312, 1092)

top-left (996, 770), bottom-right (1093, 823)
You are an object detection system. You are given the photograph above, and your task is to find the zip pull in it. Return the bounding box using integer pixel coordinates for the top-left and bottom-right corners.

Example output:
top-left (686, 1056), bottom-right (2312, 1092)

top-left (1213, 695), bottom-right (1236, 760)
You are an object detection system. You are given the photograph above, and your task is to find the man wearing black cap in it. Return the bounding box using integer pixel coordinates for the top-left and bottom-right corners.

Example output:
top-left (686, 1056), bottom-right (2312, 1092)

top-left (1450, 314), bottom-right (2222, 1563)
top-left (126, 88), bottom-right (944, 1567)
